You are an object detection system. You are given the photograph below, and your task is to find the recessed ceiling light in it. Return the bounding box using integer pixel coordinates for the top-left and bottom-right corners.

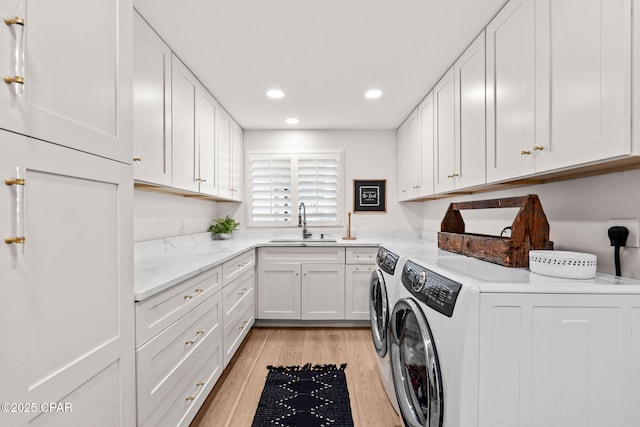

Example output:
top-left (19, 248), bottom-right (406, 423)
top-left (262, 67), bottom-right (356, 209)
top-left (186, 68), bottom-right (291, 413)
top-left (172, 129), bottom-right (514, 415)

top-left (365, 89), bottom-right (383, 99)
top-left (285, 117), bottom-right (299, 125)
top-left (266, 89), bottom-right (285, 99)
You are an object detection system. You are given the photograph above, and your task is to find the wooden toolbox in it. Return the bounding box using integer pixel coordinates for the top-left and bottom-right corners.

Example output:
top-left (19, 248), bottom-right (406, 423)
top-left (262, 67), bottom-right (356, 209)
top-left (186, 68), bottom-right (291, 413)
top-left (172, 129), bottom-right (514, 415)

top-left (438, 194), bottom-right (553, 267)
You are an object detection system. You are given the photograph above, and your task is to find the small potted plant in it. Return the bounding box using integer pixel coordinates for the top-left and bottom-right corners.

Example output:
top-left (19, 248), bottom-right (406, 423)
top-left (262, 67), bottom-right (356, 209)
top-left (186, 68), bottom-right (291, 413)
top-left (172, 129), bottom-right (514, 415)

top-left (208, 215), bottom-right (240, 240)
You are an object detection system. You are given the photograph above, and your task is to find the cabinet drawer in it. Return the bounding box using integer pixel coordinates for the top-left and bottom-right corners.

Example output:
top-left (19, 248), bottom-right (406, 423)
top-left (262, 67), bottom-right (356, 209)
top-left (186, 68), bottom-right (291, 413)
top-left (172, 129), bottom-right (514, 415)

top-left (136, 291), bottom-right (222, 424)
top-left (345, 247), bottom-right (378, 264)
top-left (223, 296), bottom-right (255, 367)
top-left (258, 247), bottom-right (345, 263)
top-left (223, 250), bottom-right (255, 284)
top-left (140, 329), bottom-right (223, 427)
top-left (136, 266), bottom-right (222, 346)
top-left (223, 269), bottom-right (255, 320)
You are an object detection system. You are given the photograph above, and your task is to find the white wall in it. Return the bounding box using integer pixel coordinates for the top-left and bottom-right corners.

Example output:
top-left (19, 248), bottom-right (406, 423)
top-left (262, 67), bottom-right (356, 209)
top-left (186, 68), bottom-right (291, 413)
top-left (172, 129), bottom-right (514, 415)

top-left (243, 130), bottom-right (422, 237)
top-left (134, 189), bottom-right (220, 241)
top-left (420, 168), bottom-right (640, 278)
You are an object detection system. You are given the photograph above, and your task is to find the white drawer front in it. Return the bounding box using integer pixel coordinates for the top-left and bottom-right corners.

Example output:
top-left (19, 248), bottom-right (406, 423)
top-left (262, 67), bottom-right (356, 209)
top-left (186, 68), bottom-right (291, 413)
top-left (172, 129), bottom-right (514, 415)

top-left (258, 247), bottom-right (346, 263)
top-left (223, 269), bottom-right (255, 320)
top-left (140, 329), bottom-right (223, 427)
top-left (136, 266), bottom-right (222, 347)
top-left (223, 250), bottom-right (255, 284)
top-left (223, 295), bottom-right (255, 367)
top-left (136, 291), bottom-right (222, 424)
top-left (345, 246), bottom-right (378, 264)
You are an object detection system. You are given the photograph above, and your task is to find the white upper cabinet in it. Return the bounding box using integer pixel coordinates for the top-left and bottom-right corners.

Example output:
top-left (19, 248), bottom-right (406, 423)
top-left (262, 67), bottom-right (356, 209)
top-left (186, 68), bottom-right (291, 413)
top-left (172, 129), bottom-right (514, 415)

top-left (417, 92), bottom-right (435, 198)
top-left (171, 56), bottom-right (199, 193)
top-left (230, 120), bottom-right (244, 201)
top-left (434, 67), bottom-right (456, 193)
top-left (533, 0), bottom-right (631, 172)
top-left (173, 55), bottom-right (220, 196)
top-left (454, 31), bottom-right (486, 190)
top-left (397, 109), bottom-right (420, 200)
top-left (197, 88), bottom-right (219, 196)
top-left (486, 0), bottom-right (537, 182)
top-left (133, 11), bottom-right (172, 185)
top-left (217, 108), bottom-right (233, 200)
top-left (0, 0), bottom-right (132, 163)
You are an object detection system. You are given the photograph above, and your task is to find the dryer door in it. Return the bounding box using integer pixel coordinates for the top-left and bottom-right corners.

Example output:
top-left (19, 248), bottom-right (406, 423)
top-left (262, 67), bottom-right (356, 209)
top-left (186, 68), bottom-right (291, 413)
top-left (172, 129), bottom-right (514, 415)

top-left (390, 298), bottom-right (443, 427)
top-left (369, 269), bottom-right (389, 357)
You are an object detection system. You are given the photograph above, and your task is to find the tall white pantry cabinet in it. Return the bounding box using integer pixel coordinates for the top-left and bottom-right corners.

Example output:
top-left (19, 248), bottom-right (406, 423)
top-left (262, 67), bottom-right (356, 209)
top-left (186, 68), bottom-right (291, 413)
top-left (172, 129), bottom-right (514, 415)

top-left (0, 1), bottom-right (136, 426)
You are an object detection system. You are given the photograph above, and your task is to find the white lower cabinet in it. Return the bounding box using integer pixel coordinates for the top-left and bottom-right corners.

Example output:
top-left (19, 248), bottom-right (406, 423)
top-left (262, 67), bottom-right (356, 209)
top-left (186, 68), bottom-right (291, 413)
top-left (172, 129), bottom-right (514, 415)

top-left (0, 131), bottom-right (135, 427)
top-left (257, 246), bottom-right (376, 321)
top-left (221, 250), bottom-right (255, 367)
top-left (135, 267), bottom-right (223, 427)
top-left (345, 247), bottom-right (378, 320)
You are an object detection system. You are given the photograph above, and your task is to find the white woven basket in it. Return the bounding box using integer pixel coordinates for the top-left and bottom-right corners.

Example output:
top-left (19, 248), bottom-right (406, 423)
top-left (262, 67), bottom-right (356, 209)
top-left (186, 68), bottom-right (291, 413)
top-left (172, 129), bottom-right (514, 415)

top-left (528, 250), bottom-right (597, 279)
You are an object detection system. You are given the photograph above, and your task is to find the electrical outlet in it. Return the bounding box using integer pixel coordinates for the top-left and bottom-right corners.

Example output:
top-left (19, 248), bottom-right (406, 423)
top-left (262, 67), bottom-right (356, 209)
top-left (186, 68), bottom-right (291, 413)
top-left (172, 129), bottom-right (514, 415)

top-left (608, 218), bottom-right (640, 248)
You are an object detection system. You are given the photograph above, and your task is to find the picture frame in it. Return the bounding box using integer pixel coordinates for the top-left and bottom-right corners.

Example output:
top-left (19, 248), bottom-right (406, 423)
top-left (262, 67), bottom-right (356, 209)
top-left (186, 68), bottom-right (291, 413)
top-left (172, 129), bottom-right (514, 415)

top-left (353, 179), bottom-right (386, 212)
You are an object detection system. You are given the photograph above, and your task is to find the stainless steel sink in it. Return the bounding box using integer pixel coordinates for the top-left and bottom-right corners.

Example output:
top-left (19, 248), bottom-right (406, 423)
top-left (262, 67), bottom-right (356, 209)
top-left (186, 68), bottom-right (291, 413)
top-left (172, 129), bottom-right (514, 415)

top-left (268, 238), bottom-right (338, 243)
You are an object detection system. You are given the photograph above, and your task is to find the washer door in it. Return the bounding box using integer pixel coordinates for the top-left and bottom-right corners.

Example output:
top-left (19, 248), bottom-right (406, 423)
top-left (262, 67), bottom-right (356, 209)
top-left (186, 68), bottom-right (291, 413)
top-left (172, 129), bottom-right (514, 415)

top-left (369, 269), bottom-right (389, 357)
top-left (390, 298), bottom-right (443, 427)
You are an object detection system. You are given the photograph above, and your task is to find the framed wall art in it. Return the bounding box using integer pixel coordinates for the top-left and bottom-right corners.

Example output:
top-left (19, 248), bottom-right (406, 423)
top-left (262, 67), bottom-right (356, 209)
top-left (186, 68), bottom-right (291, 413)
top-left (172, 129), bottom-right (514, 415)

top-left (353, 179), bottom-right (386, 212)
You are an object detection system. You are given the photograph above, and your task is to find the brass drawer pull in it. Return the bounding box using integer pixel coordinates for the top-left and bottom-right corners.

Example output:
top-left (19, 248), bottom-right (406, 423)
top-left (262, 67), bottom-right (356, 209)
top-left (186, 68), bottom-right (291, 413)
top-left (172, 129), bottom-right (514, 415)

top-left (195, 330), bottom-right (205, 335)
top-left (184, 295), bottom-right (193, 300)
top-left (533, 145), bottom-right (544, 151)
top-left (196, 381), bottom-right (205, 387)
top-left (521, 150), bottom-right (531, 156)
top-left (4, 16), bottom-right (24, 26)
top-left (5, 178), bottom-right (25, 186)
top-left (185, 340), bottom-right (194, 345)
top-left (133, 156), bottom-right (142, 163)
top-left (4, 75), bottom-right (24, 85)
top-left (185, 396), bottom-right (195, 401)
top-left (5, 237), bottom-right (25, 244)
top-left (194, 288), bottom-right (203, 293)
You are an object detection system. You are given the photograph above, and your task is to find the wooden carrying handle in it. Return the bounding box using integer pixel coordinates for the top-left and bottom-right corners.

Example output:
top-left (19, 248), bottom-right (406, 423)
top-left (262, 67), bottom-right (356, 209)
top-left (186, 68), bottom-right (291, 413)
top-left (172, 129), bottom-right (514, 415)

top-left (440, 194), bottom-right (550, 249)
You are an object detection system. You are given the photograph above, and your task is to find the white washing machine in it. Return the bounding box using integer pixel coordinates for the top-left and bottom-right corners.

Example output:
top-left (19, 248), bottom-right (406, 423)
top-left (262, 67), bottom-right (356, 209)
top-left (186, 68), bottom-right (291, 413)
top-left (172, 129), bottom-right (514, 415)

top-left (390, 253), bottom-right (640, 427)
top-left (369, 245), bottom-right (402, 413)
top-left (369, 241), bottom-right (462, 415)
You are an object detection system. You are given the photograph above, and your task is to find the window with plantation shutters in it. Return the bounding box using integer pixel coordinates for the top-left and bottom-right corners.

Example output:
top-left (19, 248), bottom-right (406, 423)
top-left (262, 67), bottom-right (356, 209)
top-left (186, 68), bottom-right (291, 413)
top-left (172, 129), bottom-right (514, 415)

top-left (247, 152), bottom-right (343, 227)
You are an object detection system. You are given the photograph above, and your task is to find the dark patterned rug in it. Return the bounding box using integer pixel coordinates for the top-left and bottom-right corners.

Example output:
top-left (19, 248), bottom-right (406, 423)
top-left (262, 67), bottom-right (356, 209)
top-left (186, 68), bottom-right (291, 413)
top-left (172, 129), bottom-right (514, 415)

top-left (251, 363), bottom-right (355, 427)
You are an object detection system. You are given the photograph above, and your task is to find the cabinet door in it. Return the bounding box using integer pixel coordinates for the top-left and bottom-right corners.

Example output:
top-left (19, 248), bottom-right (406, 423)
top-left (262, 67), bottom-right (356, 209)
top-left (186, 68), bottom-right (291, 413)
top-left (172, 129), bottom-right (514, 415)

top-left (217, 108), bottom-right (233, 199)
top-left (196, 88), bottom-right (218, 196)
top-left (133, 11), bottom-right (172, 186)
top-left (230, 120), bottom-right (243, 201)
top-left (455, 31), bottom-right (486, 190)
top-left (0, 0), bottom-right (132, 163)
top-left (397, 109), bottom-right (419, 200)
top-left (171, 55), bottom-right (198, 192)
top-left (434, 67), bottom-right (456, 193)
top-left (256, 263), bottom-right (301, 319)
top-left (0, 132), bottom-right (135, 426)
top-left (486, 0), bottom-right (536, 182)
top-left (417, 92), bottom-right (435, 197)
top-left (301, 263), bottom-right (345, 320)
top-left (534, 0), bottom-right (631, 172)
top-left (345, 265), bottom-right (374, 320)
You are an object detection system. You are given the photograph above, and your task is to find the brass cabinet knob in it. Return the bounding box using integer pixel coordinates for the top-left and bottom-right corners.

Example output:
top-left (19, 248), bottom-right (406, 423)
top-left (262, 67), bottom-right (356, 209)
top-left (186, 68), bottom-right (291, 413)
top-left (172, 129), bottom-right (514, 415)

top-left (533, 146), bottom-right (544, 151)
top-left (521, 150), bottom-right (531, 156)
top-left (133, 156), bottom-right (142, 163)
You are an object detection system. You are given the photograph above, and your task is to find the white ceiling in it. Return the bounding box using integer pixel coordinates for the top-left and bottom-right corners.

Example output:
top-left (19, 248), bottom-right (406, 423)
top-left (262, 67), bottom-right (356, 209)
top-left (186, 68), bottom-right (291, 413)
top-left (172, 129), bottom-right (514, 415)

top-left (133, 0), bottom-right (507, 130)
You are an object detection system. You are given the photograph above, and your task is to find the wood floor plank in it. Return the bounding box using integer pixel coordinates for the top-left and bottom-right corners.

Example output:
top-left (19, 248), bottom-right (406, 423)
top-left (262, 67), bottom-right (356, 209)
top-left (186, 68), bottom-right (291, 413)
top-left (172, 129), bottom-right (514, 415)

top-left (190, 327), bottom-right (402, 427)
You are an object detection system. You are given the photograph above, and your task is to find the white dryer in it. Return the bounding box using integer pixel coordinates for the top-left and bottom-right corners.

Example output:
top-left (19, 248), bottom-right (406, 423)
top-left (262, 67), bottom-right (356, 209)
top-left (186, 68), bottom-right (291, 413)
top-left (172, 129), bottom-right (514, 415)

top-left (390, 253), bottom-right (640, 427)
top-left (369, 245), bottom-right (402, 413)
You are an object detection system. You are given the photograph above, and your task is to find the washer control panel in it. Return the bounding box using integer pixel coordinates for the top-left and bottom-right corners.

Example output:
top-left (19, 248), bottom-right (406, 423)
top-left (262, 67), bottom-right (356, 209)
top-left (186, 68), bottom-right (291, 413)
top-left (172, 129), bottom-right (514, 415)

top-left (376, 247), bottom-right (399, 275)
top-left (401, 260), bottom-right (462, 317)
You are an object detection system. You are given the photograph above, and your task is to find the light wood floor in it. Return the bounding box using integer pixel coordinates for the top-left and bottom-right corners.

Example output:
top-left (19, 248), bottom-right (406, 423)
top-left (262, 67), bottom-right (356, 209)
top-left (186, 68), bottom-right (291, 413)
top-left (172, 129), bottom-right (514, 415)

top-left (191, 327), bottom-right (402, 427)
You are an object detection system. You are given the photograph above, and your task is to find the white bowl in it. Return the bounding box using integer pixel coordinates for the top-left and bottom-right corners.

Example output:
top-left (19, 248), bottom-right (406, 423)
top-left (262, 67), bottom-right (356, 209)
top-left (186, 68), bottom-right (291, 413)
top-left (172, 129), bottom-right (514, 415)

top-left (528, 250), bottom-right (597, 279)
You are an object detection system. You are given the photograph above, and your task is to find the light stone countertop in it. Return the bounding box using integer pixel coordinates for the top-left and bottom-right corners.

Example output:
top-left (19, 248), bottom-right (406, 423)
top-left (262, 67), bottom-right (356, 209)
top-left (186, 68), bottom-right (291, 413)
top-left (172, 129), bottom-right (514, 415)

top-left (134, 231), bottom-right (406, 302)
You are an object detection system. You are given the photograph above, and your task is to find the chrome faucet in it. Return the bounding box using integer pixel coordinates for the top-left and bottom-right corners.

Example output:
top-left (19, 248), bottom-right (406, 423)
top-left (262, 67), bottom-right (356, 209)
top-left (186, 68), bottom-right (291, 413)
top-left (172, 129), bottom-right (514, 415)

top-left (298, 202), bottom-right (312, 239)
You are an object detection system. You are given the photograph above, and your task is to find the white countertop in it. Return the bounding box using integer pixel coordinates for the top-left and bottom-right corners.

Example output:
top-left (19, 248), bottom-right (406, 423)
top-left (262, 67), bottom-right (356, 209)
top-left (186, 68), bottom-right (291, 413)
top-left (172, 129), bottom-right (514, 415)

top-left (134, 232), bottom-right (407, 301)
